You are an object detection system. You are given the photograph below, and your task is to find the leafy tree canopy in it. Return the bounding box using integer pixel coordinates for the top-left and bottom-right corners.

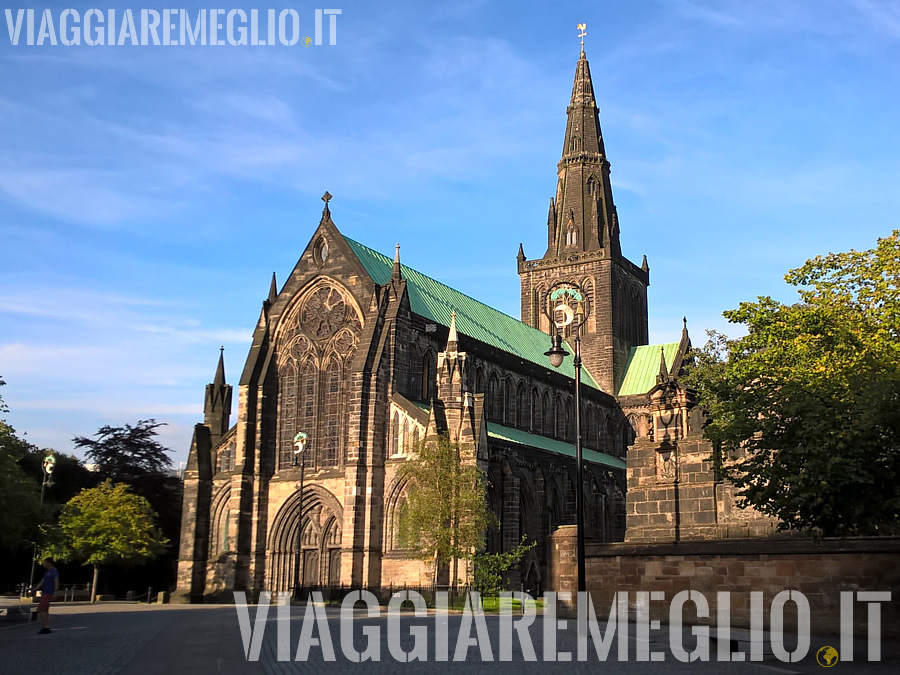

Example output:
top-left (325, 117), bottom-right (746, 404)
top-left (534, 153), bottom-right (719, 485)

top-left (44, 480), bottom-right (168, 601)
top-left (397, 434), bottom-right (496, 581)
top-left (0, 377), bottom-right (42, 550)
top-left (73, 419), bottom-right (173, 480)
top-left (683, 231), bottom-right (900, 536)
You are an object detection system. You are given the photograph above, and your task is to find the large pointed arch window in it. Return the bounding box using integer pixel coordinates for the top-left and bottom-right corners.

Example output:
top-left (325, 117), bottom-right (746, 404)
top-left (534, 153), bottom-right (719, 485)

top-left (421, 350), bottom-right (436, 401)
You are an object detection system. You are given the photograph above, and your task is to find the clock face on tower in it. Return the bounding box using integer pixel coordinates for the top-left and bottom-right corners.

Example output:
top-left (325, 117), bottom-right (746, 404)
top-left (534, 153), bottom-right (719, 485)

top-left (302, 287), bottom-right (347, 339)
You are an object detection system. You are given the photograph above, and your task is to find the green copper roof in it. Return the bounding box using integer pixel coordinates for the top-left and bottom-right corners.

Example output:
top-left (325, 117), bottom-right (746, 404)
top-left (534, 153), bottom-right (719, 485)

top-left (343, 236), bottom-right (601, 390)
top-left (617, 342), bottom-right (680, 396)
top-left (487, 423), bottom-right (625, 470)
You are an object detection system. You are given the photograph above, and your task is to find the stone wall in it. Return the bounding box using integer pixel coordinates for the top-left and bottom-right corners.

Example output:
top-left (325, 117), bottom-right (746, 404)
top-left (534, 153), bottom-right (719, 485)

top-left (624, 377), bottom-right (777, 543)
top-left (626, 437), bottom-right (777, 543)
top-left (549, 526), bottom-right (900, 637)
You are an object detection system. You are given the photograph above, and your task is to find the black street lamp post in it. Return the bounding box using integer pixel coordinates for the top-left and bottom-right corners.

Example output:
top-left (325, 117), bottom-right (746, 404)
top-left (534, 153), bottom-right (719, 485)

top-left (292, 432), bottom-right (308, 600)
top-left (27, 452), bottom-right (55, 595)
top-left (543, 283), bottom-right (589, 603)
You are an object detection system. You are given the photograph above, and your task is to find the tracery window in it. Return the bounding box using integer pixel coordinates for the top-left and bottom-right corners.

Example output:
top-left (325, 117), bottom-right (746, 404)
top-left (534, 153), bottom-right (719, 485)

top-left (302, 287), bottom-right (347, 339)
top-left (277, 283), bottom-right (361, 471)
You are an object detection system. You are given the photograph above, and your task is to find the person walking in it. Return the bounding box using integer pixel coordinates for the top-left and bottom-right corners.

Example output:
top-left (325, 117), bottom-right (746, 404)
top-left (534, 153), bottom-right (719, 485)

top-left (32, 558), bottom-right (59, 634)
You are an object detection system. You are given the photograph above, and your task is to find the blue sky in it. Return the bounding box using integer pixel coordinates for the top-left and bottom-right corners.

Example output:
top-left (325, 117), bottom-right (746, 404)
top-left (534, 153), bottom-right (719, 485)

top-left (1, 0), bottom-right (899, 464)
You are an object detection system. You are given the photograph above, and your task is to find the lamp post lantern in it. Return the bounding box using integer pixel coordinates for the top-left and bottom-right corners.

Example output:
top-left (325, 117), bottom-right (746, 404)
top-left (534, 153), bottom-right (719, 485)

top-left (292, 432), bottom-right (308, 600)
top-left (543, 283), bottom-right (589, 604)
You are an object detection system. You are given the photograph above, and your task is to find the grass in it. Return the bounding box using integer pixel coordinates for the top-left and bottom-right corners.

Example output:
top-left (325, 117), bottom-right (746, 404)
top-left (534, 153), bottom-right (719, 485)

top-left (450, 596), bottom-right (545, 613)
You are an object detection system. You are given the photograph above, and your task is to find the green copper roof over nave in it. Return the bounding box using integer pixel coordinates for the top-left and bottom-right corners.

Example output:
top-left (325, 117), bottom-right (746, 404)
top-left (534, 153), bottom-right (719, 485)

top-left (342, 236), bottom-right (601, 391)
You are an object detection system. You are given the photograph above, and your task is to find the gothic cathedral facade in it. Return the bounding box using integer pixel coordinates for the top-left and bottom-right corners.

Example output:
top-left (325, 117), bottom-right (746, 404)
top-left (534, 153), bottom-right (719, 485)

top-left (174, 46), bottom-right (772, 602)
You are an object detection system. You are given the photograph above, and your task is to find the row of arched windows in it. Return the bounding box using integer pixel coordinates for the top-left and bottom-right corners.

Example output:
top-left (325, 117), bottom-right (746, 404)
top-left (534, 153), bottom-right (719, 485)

top-left (390, 412), bottom-right (420, 457)
top-left (474, 365), bottom-right (620, 452)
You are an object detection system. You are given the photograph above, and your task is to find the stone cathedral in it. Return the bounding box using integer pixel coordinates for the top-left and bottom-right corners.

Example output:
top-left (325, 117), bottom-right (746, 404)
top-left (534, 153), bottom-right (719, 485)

top-left (174, 45), bottom-right (773, 602)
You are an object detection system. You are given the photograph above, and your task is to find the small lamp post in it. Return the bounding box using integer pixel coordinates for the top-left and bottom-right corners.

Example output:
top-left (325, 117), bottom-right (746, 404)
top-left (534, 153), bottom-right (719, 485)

top-left (292, 432), bottom-right (308, 600)
top-left (543, 283), bottom-right (589, 607)
top-left (28, 451), bottom-right (56, 595)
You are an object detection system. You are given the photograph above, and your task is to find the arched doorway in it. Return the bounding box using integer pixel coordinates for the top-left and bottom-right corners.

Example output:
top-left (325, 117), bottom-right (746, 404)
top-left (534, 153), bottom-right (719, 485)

top-left (266, 485), bottom-right (343, 592)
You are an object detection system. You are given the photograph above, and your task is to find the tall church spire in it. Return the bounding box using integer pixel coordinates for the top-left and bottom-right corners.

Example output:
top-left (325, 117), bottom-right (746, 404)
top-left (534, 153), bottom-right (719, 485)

top-left (518, 28), bottom-right (650, 395)
top-left (544, 43), bottom-right (620, 259)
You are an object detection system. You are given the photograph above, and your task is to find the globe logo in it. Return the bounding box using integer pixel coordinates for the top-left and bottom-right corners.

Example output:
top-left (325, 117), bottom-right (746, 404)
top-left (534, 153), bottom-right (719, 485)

top-left (816, 646), bottom-right (839, 667)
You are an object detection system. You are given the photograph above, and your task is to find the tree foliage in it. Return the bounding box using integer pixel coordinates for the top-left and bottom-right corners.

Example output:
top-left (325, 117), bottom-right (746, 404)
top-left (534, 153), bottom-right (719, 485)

top-left (45, 480), bottom-right (168, 600)
top-left (0, 427), bottom-right (42, 550)
top-left (397, 434), bottom-right (496, 582)
top-left (73, 419), bottom-right (182, 594)
top-left (683, 231), bottom-right (900, 536)
top-left (0, 377), bottom-right (42, 551)
top-left (73, 419), bottom-right (173, 480)
top-left (473, 536), bottom-right (537, 598)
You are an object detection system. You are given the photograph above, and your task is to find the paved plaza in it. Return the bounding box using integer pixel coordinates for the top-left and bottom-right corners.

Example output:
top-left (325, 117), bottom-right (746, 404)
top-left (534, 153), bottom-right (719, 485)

top-left (0, 601), bottom-right (897, 673)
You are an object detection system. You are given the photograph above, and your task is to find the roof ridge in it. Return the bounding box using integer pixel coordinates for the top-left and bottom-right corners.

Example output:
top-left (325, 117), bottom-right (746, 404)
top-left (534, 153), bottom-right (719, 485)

top-left (341, 235), bottom-right (602, 391)
top-left (344, 236), bottom-right (525, 326)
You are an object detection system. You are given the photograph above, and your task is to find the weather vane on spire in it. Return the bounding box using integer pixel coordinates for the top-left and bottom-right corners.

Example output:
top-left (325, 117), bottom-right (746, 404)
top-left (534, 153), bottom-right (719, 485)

top-left (577, 22), bottom-right (587, 49)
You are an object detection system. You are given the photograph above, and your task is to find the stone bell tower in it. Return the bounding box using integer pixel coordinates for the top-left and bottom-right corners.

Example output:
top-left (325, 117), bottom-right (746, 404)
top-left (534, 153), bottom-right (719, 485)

top-left (518, 41), bottom-right (649, 394)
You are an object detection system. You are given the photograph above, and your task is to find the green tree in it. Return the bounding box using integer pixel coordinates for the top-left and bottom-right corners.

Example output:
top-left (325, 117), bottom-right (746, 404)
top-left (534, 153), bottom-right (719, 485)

top-left (473, 536), bottom-right (537, 598)
top-left (0, 377), bottom-right (42, 552)
top-left (45, 480), bottom-right (168, 602)
top-left (73, 419), bottom-right (182, 591)
top-left (397, 434), bottom-right (496, 586)
top-left (683, 231), bottom-right (900, 536)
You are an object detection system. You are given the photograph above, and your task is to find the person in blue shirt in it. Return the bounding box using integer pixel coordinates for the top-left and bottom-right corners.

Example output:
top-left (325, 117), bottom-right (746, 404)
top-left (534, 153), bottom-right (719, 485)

top-left (31, 558), bottom-right (59, 634)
